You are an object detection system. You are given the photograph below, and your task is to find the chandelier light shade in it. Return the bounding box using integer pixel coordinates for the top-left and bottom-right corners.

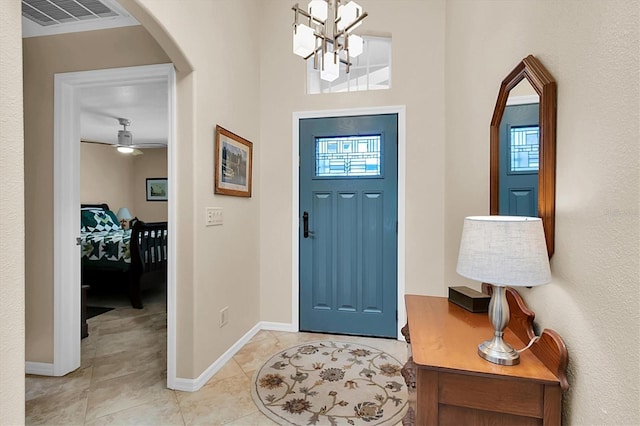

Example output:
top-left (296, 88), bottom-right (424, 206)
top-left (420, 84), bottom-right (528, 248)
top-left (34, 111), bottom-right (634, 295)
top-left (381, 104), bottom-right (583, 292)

top-left (456, 216), bottom-right (551, 366)
top-left (308, 0), bottom-right (328, 21)
top-left (348, 34), bottom-right (364, 57)
top-left (291, 0), bottom-right (368, 82)
top-left (321, 51), bottom-right (340, 82)
top-left (293, 23), bottom-right (316, 58)
top-left (337, 1), bottom-right (363, 32)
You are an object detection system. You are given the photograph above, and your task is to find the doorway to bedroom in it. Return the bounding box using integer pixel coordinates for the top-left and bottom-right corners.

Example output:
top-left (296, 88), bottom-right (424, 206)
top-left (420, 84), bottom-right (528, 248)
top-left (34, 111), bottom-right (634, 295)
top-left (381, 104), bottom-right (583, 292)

top-left (51, 64), bottom-right (176, 385)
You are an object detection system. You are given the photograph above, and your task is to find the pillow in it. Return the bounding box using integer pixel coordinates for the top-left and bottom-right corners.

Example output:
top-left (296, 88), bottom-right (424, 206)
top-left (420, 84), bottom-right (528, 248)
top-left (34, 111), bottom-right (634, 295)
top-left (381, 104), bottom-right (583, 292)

top-left (81, 209), bottom-right (121, 232)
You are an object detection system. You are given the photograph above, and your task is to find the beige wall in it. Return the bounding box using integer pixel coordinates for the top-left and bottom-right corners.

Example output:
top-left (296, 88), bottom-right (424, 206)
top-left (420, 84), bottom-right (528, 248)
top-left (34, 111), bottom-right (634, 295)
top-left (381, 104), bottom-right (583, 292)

top-left (0, 1), bottom-right (25, 423)
top-left (80, 143), bottom-right (135, 212)
top-left (131, 0), bottom-right (262, 378)
top-left (258, 0), bottom-right (447, 324)
top-left (133, 148), bottom-right (168, 222)
top-left (23, 26), bottom-right (170, 362)
top-left (444, 0), bottom-right (639, 424)
top-left (80, 143), bottom-right (168, 222)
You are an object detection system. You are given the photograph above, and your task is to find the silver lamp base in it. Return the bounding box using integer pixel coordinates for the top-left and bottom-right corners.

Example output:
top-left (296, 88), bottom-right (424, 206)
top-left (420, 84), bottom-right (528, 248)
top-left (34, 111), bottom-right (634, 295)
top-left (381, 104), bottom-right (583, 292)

top-left (478, 336), bottom-right (520, 366)
top-left (478, 285), bottom-right (520, 366)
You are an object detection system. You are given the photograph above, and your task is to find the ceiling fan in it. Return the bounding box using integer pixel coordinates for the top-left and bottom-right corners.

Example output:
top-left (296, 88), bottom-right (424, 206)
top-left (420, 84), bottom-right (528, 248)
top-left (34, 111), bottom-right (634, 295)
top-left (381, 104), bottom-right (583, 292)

top-left (81, 117), bottom-right (165, 155)
top-left (116, 118), bottom-right (136, 154)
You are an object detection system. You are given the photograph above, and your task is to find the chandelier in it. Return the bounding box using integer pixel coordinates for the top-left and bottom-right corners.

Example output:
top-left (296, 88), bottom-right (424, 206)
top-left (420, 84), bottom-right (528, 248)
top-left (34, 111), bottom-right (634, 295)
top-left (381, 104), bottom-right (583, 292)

top-left (292, 0), bottom-right (368, 82)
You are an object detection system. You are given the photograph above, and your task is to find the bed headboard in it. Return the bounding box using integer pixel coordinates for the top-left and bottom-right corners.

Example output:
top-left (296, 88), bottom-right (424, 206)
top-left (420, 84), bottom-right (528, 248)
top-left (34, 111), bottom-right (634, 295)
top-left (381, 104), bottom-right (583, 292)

top-left (81, 203), bottom-right (110, 211)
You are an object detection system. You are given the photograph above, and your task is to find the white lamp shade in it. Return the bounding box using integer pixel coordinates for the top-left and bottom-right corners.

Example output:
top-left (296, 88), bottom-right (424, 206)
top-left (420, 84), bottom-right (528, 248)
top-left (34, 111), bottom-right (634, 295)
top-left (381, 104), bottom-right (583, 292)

top-left (348, 34), bottom-right (364, 57)
top-left (293, 24), bottom-right (316, 58)
top-left (116, 207), bottom-right (132, 221)
top-left (337, 1), bottom-right (362, 32)
top-left (456, 216), bottom-right (551, 287)
top-left (308, 0), bottom-right (328, 21)
top-left (321, 51), bottom-right (340, 82)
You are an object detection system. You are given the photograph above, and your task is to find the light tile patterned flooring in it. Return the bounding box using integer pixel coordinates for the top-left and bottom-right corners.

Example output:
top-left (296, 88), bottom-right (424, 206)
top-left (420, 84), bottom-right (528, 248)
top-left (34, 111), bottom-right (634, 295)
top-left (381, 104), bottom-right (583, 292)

top-left (25, 290), bottom-right (408, 425)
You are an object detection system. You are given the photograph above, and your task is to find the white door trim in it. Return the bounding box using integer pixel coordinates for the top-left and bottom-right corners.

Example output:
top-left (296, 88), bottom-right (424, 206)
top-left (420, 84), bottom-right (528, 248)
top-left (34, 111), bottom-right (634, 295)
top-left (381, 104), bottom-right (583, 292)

top-left (291, 106), bottom-right (407, 339)
top-left (52, 64), bottom-right (177, 386)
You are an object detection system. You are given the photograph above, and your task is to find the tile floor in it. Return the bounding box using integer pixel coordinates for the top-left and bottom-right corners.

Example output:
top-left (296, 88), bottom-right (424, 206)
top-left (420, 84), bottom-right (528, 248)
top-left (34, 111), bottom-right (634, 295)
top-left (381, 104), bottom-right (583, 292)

top-left (25, 290), bottom-right (408, 425)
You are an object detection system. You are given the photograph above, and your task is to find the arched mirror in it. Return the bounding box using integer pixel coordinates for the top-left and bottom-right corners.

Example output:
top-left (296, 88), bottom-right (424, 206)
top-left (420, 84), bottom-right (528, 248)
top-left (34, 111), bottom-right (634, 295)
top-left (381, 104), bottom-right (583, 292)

top-left (490, 55), bottom-right (557, 257)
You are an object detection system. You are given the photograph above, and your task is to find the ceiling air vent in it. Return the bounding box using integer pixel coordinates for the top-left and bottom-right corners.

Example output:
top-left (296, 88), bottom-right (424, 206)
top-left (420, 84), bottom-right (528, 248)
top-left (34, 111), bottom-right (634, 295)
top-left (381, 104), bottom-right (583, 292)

top-left (21, 0), bottom-right (139, 38)
top-left (22, 0), bottom-right (117, 26)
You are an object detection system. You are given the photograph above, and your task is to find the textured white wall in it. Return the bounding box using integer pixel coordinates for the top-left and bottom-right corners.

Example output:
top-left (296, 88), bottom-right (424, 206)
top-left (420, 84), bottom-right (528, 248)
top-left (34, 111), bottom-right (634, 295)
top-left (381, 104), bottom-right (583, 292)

top-left (0, 0), bottom-right (25, 423)
top-left (444, 0), bottom-right (639, 424)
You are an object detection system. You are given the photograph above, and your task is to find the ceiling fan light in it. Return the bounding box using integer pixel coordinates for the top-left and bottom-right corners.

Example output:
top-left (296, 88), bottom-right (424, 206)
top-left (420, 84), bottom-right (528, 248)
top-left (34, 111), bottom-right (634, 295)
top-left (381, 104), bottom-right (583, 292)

top-left (293, 24), bottom-right (316, 58)
top-left (117, 146), bottom-right (134, 154)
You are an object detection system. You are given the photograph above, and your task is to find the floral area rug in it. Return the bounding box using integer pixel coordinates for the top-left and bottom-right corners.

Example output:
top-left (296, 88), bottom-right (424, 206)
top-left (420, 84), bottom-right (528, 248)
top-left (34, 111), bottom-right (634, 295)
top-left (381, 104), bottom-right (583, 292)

top-left (251, 341), bottom-right (407, 425)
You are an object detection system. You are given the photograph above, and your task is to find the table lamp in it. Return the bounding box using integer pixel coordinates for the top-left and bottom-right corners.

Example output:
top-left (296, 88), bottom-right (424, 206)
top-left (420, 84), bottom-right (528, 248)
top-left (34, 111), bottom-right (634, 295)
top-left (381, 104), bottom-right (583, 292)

top-left (116, 207), bottom-right (133, 228)
top-left (456, 216), bottom-right (551, 366)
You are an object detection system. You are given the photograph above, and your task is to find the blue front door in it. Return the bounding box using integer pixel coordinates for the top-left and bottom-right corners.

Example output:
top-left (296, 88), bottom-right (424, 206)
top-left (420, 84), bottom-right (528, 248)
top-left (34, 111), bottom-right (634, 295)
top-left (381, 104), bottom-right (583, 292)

top-left (299, 114), bottom-right (398, 338)
top-left (499, 103), bottom-right (539, 217)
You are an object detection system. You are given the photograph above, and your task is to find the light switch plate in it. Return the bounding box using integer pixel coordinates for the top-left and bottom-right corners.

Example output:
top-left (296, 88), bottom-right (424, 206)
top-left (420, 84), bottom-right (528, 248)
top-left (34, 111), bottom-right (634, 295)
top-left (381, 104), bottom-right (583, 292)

top-left (206, 207), bottom-right (223, 226)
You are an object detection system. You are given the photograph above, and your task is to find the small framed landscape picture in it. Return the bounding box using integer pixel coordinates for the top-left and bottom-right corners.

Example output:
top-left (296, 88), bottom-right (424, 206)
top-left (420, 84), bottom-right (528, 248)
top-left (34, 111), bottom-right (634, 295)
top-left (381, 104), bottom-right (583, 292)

top-left (146, 178), bottom-right (168, 201)
top-left (214, 125), bottom-right (253, 197)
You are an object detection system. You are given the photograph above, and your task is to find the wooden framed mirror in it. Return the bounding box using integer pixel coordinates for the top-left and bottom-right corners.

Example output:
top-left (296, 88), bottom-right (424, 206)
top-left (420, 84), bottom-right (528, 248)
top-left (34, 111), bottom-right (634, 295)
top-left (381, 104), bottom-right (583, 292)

top-left (490, 55), bottom-right (557, 257)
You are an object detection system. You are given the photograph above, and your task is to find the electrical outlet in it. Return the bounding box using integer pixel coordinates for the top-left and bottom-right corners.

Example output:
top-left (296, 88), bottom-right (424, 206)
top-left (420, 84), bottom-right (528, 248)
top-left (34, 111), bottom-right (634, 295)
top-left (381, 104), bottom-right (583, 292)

top-left (220, 307), bottom-right (229, 327)
top-left (206, 207), bottom-right (223, 226)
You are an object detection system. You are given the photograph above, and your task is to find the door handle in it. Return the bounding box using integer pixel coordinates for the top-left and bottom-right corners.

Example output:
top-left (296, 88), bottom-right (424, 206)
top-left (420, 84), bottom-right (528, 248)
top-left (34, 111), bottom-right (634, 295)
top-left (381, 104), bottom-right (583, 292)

top-left (303, 211), bottom-right (314, 238)
top-left (76, 237), bottom-right (82, 246)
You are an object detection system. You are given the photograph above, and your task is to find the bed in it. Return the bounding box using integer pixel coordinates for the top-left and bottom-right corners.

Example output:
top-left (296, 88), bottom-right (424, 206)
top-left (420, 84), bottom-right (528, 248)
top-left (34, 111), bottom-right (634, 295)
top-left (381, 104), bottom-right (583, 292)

top-left (80, 203), bottom-right (167, 309)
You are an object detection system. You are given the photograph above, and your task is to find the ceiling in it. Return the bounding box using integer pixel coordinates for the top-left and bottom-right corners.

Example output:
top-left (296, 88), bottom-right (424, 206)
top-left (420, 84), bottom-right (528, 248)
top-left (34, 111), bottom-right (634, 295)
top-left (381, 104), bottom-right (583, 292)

top-left (21, 0), bottom-right (168, 148)
top-left (80, 82), bottom-right (168, 148)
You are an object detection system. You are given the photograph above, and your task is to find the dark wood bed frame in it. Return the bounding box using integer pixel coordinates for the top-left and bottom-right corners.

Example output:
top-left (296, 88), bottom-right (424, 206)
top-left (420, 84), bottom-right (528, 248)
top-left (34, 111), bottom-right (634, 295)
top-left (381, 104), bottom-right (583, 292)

top-left (81, 203), bottom-right (167, 309)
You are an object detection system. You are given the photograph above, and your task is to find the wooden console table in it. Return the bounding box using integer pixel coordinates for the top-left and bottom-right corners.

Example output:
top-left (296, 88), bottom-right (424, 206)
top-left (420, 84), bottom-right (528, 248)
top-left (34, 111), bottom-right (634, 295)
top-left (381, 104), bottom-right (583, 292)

top-left (402, 289), bottom-right (568, 425)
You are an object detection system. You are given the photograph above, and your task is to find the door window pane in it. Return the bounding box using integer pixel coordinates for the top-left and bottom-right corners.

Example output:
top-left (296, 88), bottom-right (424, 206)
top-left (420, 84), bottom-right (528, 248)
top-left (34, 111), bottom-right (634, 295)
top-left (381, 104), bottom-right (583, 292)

top-left (510, 126), bottom-right (539, 172)
top-left (315, 135), bottom-right (381, 177)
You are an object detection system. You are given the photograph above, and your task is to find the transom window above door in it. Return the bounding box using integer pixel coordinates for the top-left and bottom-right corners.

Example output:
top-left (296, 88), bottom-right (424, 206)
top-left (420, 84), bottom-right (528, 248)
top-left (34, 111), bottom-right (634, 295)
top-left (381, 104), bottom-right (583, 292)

top-left (307, 36), bottom-right (392, 94)
top-left (315, 135), bottom-right (382, 177)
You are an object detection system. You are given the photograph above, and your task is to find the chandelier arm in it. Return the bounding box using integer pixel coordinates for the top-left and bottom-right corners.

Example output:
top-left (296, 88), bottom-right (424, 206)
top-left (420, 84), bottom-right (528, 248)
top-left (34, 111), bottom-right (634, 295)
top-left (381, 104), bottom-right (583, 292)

top-left (291, 4), bottom-right (326, 26)
top-left (313, 37), bottom-right (319, 69)
top-left (344, 36), bottom-right (350, 73)
top-left (334, 11), bottom-right (368, 39)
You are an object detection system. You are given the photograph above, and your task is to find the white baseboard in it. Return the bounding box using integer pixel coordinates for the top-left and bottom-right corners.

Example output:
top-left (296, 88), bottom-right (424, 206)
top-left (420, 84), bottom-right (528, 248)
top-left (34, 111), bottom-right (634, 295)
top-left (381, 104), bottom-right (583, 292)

top-left (25, 362), bottom-right (55, 376)
top-left (170, 322), bottom-right (263, 392)
top-left (171, 321), bottom-right (296, 392)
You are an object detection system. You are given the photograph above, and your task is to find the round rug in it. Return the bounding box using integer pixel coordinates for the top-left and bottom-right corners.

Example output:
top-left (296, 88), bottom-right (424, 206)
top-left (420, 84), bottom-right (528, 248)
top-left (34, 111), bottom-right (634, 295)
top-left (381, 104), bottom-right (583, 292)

top-left (251, 341), bottom-right (407, 425)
